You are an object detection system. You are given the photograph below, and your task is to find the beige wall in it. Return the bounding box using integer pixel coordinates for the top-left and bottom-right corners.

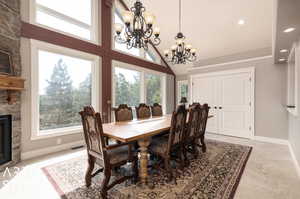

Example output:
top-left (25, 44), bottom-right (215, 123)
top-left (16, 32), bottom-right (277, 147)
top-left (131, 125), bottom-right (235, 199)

top-left (181, 57), bottom-right (288, 139)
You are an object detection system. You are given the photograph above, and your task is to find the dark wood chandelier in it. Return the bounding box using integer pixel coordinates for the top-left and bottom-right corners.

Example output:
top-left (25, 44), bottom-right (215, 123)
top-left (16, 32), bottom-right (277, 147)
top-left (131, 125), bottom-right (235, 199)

top-left (114, 0), bottom-right (161, 50)
top-left (164, 0), bottom-right (196, 64)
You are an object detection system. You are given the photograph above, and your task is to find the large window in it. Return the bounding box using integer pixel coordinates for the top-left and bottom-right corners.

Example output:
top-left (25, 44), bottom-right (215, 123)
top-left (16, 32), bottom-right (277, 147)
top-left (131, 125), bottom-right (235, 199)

top-left (146, 74), bottom-right (162, 105)
top-left (113, 62), bottom-right (166, 117)
top-left (32, 0), bottom-right (98, 42)
top-left (177, 80), bottom-right (189, 104)
top-left (114, 67), bottom-right (141, 107)
top-left (31, 41), bottom-right (99, 138)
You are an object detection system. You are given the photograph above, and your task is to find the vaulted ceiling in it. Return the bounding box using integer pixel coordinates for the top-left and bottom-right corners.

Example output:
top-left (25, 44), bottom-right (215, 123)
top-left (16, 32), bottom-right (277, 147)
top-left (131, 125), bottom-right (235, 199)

top-left (125, 0), bottom-right (274, 74)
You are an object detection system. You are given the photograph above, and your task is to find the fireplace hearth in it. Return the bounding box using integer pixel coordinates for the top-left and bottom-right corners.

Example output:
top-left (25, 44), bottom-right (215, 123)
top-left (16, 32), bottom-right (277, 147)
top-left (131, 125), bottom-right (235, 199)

top-left (0, 115), bottom-right (12, 166)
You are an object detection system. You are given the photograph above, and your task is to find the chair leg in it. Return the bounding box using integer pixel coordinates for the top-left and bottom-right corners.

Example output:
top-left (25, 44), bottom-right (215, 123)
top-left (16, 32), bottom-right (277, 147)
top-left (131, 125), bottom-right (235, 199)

top-left (101, 168), bottom-right (111, 199)
top-left (164, 158), bottom-right (173, 182)
top-left (200, 136), bottom-right (207, 153)
top-left (183, 145), bottom-right (189, 166)
top-left (85, 155), bottom-right (95, 187)
top-left (132, 158), bottom-right (138, 183)
top-left (179, 146), bottom-right (185, 169)
top-left (193, 141), bottom-right (200, 159)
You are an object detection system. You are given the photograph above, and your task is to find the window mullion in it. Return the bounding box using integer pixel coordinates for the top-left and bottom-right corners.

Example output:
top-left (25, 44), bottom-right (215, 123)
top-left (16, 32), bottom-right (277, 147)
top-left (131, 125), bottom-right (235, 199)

top-left (141, 72), bottom-right (146, 103)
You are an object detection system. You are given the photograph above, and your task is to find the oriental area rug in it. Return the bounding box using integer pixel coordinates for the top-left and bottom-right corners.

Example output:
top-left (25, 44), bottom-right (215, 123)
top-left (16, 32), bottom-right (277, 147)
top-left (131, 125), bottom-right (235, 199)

top-left (42, 140), bottom-right (252, 199)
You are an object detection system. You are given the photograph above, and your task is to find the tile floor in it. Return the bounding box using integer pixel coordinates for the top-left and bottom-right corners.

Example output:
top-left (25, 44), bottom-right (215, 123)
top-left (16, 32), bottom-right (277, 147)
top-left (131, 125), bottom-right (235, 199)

top-left (0, 134), bottom-right (300, 199)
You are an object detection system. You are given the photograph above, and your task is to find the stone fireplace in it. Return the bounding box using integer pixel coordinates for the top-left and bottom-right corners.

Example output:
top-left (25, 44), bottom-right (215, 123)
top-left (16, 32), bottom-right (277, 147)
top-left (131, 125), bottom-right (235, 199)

top-left (0, 115), bottom-right (12, 165)
top-left (0, 0), bottom-right (22, 171)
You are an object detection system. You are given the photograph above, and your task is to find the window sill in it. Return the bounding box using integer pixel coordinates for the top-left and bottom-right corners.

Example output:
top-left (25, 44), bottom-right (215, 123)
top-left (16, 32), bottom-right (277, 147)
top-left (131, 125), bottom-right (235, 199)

top-left (31, 126), bottom-right (83, 141)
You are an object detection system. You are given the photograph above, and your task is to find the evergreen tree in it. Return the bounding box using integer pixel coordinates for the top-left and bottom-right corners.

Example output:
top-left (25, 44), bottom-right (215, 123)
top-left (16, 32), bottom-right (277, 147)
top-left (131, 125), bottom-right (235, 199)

top-left (146, 74), bottom-right (161, 105)
top-left (115, 73), bottom-right (131, 106)
top-left (40, 59), bottom-right (74, 130)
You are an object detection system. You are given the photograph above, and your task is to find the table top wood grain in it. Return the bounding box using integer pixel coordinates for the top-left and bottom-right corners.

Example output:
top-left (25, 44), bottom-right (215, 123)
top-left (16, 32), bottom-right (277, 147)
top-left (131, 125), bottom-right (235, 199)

top-left (103, 114), bottom-right (213, 143)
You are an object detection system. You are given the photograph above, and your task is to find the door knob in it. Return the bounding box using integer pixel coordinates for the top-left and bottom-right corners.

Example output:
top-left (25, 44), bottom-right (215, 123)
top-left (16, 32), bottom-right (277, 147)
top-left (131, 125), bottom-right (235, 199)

top-left (214, 106), bottom-right (217, 109)
top-left (219, 107), bottom-right (222, 109)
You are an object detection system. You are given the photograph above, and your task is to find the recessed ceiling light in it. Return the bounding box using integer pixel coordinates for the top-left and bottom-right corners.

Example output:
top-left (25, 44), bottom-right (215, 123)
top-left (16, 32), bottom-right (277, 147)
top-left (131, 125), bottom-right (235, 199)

top-left (278, 58), bottom-right (286, 62)
top-left (283, 27), bottom-right (296, 33)
top-left (238, 19), bottom-right (245, 25)
top-left (280, 49), bottom-right (288, 53)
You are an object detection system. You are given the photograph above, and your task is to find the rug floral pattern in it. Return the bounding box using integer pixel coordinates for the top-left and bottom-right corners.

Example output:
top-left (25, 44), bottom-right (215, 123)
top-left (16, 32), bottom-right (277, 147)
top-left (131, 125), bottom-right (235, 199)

top-left (42, 140), bottom-right (252, 199)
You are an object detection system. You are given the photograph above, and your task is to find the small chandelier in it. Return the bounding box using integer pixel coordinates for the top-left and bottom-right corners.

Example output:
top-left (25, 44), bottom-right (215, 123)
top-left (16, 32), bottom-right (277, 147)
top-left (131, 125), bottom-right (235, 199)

top-left (114, 0), bottom-right (161, 50)
top-left (164, 0), bottom-right (196, 64)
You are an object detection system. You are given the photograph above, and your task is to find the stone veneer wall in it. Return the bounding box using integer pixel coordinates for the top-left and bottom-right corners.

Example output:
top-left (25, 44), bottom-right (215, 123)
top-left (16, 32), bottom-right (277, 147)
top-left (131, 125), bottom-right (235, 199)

top-left (0, 0), bottom-right (21, 171)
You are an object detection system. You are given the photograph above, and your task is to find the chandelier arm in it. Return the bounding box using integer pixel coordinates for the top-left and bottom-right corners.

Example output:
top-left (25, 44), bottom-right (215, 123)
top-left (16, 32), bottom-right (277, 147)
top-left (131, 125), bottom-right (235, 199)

top-left (114, 35), bottom-right (127, 44)
top-left (187, 55), bottom-right (197, 62)
top-left (124, 25), bottom-right (133, 38)
top-left (152, 37), bottom-right (161, 45)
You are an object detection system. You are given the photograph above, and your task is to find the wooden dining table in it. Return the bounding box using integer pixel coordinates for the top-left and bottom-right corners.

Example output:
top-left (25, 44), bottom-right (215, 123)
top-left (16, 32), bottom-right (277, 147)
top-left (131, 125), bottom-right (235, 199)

top-left (102, 114), bottom-right (213, 187)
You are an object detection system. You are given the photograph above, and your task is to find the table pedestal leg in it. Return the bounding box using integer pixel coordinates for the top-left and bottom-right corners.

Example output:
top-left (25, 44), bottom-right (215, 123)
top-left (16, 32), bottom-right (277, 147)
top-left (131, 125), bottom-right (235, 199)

top-left (137, 138), bottom-right (153, 188)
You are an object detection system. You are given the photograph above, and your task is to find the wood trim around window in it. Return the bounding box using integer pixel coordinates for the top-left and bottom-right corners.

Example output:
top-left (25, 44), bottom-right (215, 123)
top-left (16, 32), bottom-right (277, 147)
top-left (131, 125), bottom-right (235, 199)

top-left (22, 0), bottom-right (176, 122)
top-left (21, 22), bottom-right (174, 76)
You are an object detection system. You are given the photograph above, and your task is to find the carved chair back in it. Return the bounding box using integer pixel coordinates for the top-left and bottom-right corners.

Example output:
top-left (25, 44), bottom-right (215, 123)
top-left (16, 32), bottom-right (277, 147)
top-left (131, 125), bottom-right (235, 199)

top-left (167, 105), bottom-right (187, 155)
top-left (79, 106), bottom-right (107, 167)
top-left (197, 104), bottom-right (210, 138)
top-left (151, 103), bottom-right (163, 117)
top-left (136, 103), bottom-right (151, 119)
top-left (114, 104), bottom-right (133, 122)
top-left (185, 104), bottom-right (201, 140)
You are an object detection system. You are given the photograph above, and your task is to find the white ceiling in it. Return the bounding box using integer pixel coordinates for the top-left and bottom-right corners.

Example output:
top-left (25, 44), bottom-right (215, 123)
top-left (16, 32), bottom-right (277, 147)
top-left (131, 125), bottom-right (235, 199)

top-left (125, 0), bottom-right (273, 74)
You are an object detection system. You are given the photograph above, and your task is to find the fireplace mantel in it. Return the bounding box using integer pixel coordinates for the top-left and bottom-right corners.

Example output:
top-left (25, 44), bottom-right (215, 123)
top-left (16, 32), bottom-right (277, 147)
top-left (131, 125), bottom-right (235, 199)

top-left (0, 75), bottom-right (25, 104)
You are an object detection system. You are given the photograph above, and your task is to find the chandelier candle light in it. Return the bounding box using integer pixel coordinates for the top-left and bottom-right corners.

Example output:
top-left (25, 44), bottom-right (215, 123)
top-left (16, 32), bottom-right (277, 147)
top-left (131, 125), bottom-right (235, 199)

top-left (164, 0), bottom-right (197, 64)
top-left (114, 0), bottom-right (161, 50)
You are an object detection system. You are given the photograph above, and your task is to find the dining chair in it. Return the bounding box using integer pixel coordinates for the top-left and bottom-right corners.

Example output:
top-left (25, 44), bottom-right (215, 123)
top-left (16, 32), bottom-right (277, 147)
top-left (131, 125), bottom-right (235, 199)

top-left (151, 103), bottom-right (163, 117)
top-left (197, 104), bottom-right (210, 153)
top-left (114, 104), bottom-right (133, 122)
top-left (185, 103), bottom-right (210, 159)
top-left (136, 103), bottom-right (151, 119)
top-left (149, 105), bottom-right (187, 181)
top-left (184, 103), bottom-right (201, 161)
top-left (79, 106), bottom-right (138, 198)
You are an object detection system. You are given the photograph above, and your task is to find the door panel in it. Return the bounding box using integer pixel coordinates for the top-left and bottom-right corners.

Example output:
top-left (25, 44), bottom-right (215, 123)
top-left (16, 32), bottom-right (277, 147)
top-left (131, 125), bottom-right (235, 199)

top-left (192, 76), bottom-right (219, 133)
top-left (191, 71), bottom-right (253, 139)
top-left (218, 73), bottom-right (252, 138)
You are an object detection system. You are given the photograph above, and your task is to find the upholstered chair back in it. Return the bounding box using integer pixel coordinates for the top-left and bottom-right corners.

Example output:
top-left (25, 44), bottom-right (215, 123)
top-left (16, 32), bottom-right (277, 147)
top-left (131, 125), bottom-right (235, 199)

top-left (167, 105), bottom-right (187, 154)
top-left (198, 104), bottom-right (210, 137)
top-left (79, 106), bottom-right (106, 167)
top-left (151, 103), bottom-right (163, 117)
top-left (186, 104), bottom-right (201, 139)
top-left (136, 103), bottom-right (151, 119)
top-left (114, 104), bottom-right (133, 122)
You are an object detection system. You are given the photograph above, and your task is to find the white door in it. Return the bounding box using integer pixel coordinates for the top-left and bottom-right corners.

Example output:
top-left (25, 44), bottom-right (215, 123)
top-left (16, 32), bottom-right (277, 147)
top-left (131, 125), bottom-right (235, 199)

top-left (218, 73), bottom-right (252, 138)
top-left (191, 69), bottom-right (254, 138)
top-left (192, 76), bottom-right (219, 133)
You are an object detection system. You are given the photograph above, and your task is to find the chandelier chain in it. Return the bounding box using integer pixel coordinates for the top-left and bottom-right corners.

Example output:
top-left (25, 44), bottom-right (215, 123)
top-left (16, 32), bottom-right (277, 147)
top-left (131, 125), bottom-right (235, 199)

top-left (179, 0), bottom-right (182, 32)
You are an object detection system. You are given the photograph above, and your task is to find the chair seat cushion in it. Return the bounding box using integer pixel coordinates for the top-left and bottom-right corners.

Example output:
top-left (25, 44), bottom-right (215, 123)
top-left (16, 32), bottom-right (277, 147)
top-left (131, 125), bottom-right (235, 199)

top-left (150, 134), bottom-right (181, 155)
top-left (107, 145), bottom-right (130, 165)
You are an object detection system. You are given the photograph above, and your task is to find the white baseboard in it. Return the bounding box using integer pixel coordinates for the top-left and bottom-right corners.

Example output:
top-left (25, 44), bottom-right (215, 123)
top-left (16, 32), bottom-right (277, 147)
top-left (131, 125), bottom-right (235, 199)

top-left (288, 143), bottom-right (300, 177)
top-left (21, 140), bottom-right (85, 161)
top-left (253, 136), bottom-right (289, 145)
